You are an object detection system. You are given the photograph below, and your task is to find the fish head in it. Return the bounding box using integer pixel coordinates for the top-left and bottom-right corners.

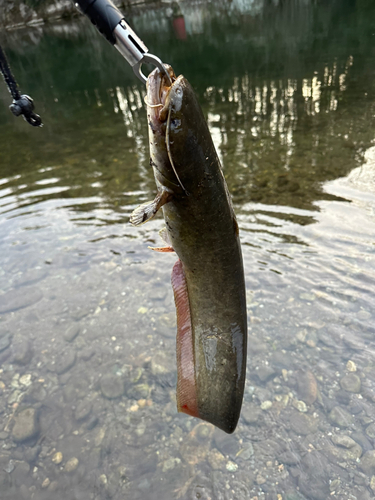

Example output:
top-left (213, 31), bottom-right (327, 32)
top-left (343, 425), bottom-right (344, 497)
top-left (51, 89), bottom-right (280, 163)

top-left (147, 67), bottom-right (213, 195)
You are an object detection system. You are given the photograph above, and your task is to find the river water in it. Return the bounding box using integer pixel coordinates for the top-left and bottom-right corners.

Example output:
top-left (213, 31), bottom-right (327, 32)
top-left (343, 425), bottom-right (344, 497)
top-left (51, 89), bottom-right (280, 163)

top-left (1, 1), bottom-right (375, 499)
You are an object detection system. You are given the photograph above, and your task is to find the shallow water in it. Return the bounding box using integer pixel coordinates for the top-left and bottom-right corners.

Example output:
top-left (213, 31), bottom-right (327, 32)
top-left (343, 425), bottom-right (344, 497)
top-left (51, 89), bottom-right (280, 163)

top-left (1, 1), bottom-right (375, 499)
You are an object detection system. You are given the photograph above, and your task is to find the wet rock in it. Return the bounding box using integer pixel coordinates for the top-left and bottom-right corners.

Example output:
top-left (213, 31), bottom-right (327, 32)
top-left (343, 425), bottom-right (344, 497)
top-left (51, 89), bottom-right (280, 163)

top-left (328, 406), bottom-right (353, 428)
top-left (74, 400), bottom-right (93, 421)
top-left (236, 442), bottom-right (254, 460)
top-left (0, 287), bottom-right (43, 314)
top-left (346, 360), bottom-right (357, 372)
top-left (340, 374), bottom-right (361, 393)
top-left (180, 423), bottom-right (214, 465)
top-left (325, 440), bottom-right (362, 461)
top-left (151, 351), bottom-right (174, 375)
top-left (24, 382), bottom-right (47, 403)
top-left (63, 324), bottom-right (80, 342)
top-left (12, 461), bottom-right (30, 487)
top-left (52, 452), bottom-right (63, 465)
top-left (299, 451), bottom-right (329, 500)
top-left (0, 333), bottom-right (11, 352)
top-left (271, 351), bottom-right (293, 371)
top-left (256, 365), bottom-right (276, 382)
top-left (289, 411), bottom-right (318, 435)
top-left (359, 450), bottom-right (375, 475)
top-left (64, 457), bottom-right (79, 473)
top-left (351, 431), bottom-right (373, 453)
top-left (297, 370), bottom-right (318, 405)
top-left (127, 383), bottom-right (150, 400)
top-left (365, 422), bottom-right (375, 439)
top-left (54, 349), bottom-right (76, 374)
top-left (23, 445), bottom-right (41, 464)
top-left (278, 451), bottom-right (300, 465)
top-left (12, 408), bottom-right (39, 443)
top-left (100, 374), bottom-right (125, 399)
top-left (241, 404), bottom-right (263, 425)
top-left (213, 428), bottom-right (241, 458)
top-left (332, 434), bottom-right (358, 449)
top-left (12, 340), bottom-right (33, 365)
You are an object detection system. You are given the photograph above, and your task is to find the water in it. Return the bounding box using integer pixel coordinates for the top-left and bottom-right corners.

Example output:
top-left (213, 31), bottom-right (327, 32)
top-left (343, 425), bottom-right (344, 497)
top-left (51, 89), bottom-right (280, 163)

top-left (1, 1), bottom-right (375, 499)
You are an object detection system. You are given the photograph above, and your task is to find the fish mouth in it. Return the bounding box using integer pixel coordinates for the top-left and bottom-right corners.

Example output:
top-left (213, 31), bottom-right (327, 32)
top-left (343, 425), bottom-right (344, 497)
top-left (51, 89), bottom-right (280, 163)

top-left (146, 65), bottom-right (177, 123)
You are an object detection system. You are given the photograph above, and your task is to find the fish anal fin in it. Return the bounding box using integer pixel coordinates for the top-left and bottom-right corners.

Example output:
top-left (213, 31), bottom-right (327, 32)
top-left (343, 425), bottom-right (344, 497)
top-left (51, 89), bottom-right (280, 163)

top-left (171, 260), bottom-right (199, 419)
top-left (148, 246), bottom-right (175, 253)
top-left (130, 188), bottom-right (173, 226)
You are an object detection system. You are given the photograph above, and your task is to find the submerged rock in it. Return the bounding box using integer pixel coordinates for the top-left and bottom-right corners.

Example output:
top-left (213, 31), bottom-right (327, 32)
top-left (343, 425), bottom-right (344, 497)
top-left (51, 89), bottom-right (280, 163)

top-left (100, 374), bottom-right (124, 399)
top-left (340, 374), bottom-right (361, 393)
top-left (12, 408), bottom-right (39, 443)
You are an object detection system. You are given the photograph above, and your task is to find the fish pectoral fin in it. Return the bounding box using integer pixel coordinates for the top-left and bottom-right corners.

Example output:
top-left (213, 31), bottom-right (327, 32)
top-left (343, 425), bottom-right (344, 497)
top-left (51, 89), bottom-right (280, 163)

top-left (130, 189), bottom-right (173, 226)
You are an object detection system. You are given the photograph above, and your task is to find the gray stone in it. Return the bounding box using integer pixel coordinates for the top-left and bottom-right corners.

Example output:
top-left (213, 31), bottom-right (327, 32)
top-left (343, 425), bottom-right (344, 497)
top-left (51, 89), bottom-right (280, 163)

top-left (0, 288), bottom-right (43, 314)
top-left (12, 408), bottom-right (39, 443)
top-left (359, 450), bottom-right (375, 475)
top-left (256, 365), bottom-right (276, 382)
top-left (366, 422), bottom-right (375, 438)
top-left (0, 333), bottom-right (11, 352)
top-left (100, 374), bottom-right (125, 399)
top-left (328, 406), bottom-right (353, 428)
top-left (331, 434), bottom-right (358, 449)
top-left (12, 340), bottom-right (33, 365)
top-left (151, 351), bottom-right (174, 375)
top-left (351, 431), bottom-right (373, 452)
top-left (241, 404), bottom-right (263, 425)
top-left (289, 412), bottom-right (318, 435)
top-left (54, 350), bottom-right (76, 374)
top-left (340, 374), bottom-right (361, 393)
top-left (74, 400), bottom-right (93, 421)
top-left (63, 324), bottom-right (80, 342)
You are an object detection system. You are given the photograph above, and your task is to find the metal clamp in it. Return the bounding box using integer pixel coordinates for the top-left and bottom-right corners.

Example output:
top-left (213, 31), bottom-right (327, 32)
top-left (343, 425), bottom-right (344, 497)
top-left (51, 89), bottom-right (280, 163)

top-left (113, 20), bottom-right (172, 85)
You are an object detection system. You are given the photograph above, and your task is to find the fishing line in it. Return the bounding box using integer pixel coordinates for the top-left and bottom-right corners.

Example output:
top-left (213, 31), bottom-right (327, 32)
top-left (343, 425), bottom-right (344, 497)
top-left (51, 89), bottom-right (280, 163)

top-left (166, 107), bottom-right (189, 195)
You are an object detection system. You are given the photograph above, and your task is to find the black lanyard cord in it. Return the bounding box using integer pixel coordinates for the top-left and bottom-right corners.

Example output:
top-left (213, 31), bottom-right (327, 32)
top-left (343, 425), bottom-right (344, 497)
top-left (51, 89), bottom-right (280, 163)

top-left (0, 43), bottom-right (42, 127)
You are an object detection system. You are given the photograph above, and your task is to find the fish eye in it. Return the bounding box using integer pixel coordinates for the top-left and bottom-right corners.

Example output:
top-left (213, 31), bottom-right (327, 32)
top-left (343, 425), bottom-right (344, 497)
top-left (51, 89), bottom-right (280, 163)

top-left (170, 118), bottom-right (181, 129)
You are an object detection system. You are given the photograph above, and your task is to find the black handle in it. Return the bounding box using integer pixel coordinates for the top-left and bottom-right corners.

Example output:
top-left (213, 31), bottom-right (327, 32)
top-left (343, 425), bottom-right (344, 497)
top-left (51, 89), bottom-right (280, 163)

top-left (75, 0), bottom-right (124, 44)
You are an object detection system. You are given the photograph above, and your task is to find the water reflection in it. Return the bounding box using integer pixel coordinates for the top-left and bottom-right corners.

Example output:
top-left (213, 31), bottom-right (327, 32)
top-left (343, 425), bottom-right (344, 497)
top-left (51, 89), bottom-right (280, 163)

top-left (1, 1), bottom-right (375, 499)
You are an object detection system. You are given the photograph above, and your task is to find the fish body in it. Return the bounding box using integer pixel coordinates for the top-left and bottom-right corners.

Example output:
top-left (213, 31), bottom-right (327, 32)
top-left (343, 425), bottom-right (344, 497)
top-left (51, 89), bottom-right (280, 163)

top-left (131, 67), bottom-right (247, 433)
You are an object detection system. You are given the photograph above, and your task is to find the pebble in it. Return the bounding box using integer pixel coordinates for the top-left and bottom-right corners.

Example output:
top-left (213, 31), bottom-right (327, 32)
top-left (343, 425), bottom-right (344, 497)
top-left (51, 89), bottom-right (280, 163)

top-left (332, 434), bottom-right (358, 449)
top-left (54, 350), bottom-right (76, 375)
top-left (241, 404), bottom-right (263, 425)
top-left (12, 340), bottom-right (33, 365)
top-left (42, 478), bottom-right (50, 488)
top-left (340, 374), bottom-right (361, 393)
top-left (100, 374), bottom-right (124, 399)
top-left (63, 324), bottom-right (80, 342)
top-left (226, 461), bottom-right (238, 472)
top-left (0, 431), bottom-right (9, 440)
top-left (260, 400), bottom-right (273, 410)
top-left (365, 423), bottom-right (375, 439)
top-left (289, 412), bottom-right (318, 435)
top-left (346, 360), bottom-right (357, 372)
top-left (207, 449), bottom-right (225, 470)
top-left (74, 400), bottom-right (93, 421)
top-left (237, 442), bottom-right (254, 460)
top-left (151, 351), bottom-right (173, 375)
top-left (292, 399), bottom-right (307, 412)
top-left (52, 452), bottom-right (63, 465)
top-left (19, 374), bottom-right (32, 387)
top-left (297, 370), bottom-right (318, 405)
top-left (359, 450), bottom-right (375, 475)
top-left (64, 457), bottom-right (79, 473)
top-left (256, 474), bottom-right (266, 485)
top-left (12, 407), bottom-right (39, 443)
top-left (328, 406), bottom-right (353, 428)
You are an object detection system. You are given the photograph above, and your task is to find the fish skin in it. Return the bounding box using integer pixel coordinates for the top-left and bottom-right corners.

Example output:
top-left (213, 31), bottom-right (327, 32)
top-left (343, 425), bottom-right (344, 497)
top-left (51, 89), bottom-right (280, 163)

top-left (140, 66), bottom-right (247, 433)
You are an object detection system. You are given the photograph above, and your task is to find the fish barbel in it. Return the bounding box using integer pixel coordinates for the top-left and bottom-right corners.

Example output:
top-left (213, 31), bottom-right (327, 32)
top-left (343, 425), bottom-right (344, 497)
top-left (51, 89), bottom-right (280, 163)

top-left (131, 66), bottom-right (247, 433)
